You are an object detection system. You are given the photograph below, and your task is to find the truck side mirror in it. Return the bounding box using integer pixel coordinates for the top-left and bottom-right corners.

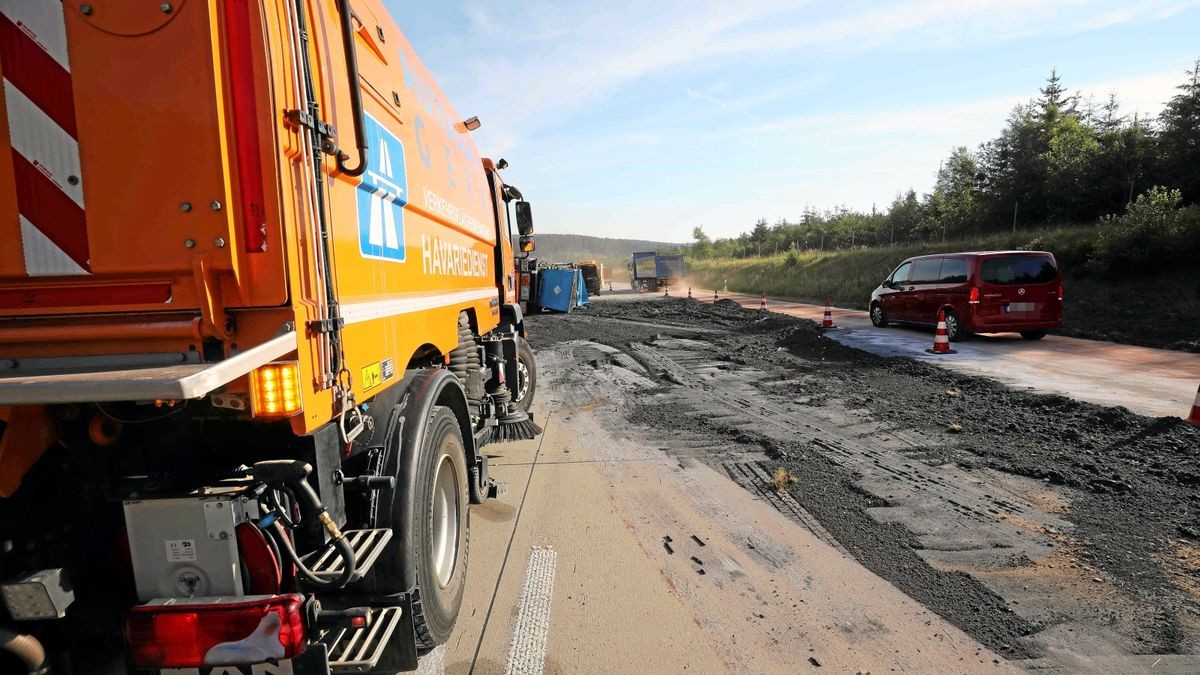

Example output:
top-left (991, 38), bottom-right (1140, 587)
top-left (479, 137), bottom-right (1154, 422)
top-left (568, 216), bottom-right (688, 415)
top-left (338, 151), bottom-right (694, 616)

top-left (515, 201), bottom-right (533, 235)
top-left (519, 235), bottom-right (535, 253)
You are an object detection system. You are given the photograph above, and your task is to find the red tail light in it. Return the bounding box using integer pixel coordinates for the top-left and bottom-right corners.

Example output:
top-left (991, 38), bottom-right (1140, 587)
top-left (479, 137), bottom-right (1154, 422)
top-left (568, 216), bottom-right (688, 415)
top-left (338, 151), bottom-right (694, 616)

top-left (968, 287), bottom-right (981, 304)
top-left (1058, 283), bottom-right (1063, 301)
top-left (125, 594), bottom-right (307, 668)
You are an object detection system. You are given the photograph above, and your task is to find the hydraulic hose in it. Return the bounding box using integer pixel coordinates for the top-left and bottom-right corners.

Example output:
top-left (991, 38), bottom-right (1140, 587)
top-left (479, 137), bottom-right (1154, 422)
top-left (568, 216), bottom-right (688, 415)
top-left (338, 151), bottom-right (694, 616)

top-left (0, 627), bottom-right (48, 675)
top-left (253, 461), bottom-right (358, 588)
top-left (271, 521), bottom-right (356, 588)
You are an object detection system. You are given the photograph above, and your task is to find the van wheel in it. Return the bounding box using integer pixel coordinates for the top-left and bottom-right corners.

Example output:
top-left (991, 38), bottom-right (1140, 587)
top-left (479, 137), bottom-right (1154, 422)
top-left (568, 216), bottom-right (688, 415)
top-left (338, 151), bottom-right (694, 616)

top-left (944, 310), bottom-right (968, 342)
top-left (411, 406), bottom-right (470, 649)
top-left (870, 303), bottom-right (889, 327)
top-left (1020, 330), bottom-right (1047, 341)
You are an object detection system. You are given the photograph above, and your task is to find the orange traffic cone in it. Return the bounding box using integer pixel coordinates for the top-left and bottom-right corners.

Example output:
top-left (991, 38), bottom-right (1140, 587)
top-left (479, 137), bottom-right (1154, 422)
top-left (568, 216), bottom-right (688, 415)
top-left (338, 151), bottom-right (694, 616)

top-left (822, 298), bottom-right (837, 329)
top-left (759, 292), bottom-right (767, 312)
top-left (926, 310), bottom-right (957, 354)
top-left (713, 290), bottom-right (719, 302)
top-left (1187, 382), bottom-right (1200, 426)
top-left (687, 287), bottom-right (693, 299)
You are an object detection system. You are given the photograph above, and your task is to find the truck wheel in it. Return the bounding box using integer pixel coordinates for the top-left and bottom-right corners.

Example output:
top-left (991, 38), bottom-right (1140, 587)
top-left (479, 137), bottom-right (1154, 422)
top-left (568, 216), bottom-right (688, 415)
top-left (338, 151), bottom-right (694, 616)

top-left (1020, 330), bottom-right (1047, 340)
top-left (512, 337), bottom-right (537, 412)
top-left (411, 406), bottom-right (469, 649)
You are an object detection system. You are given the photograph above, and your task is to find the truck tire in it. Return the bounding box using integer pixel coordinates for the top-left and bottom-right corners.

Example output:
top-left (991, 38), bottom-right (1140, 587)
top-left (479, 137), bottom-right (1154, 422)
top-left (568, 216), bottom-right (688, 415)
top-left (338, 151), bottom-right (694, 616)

top-left (410, 406), bottom-right (469, 649)
top-left (513, 336), bottom-right (537, 412)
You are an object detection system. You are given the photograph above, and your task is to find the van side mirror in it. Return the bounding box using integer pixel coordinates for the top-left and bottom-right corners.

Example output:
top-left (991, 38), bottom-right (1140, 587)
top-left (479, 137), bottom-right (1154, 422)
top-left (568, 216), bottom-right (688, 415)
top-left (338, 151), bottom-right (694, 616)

top-left (519, 234), bottom-right (535, 253)
top-left (515, 201), bottom-right (533, 235)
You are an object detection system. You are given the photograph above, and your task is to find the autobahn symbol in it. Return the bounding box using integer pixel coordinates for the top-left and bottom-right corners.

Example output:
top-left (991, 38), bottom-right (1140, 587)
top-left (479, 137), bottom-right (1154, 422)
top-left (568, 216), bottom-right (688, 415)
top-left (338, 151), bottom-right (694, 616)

top-left (357, 113), bottom-right (408, 262)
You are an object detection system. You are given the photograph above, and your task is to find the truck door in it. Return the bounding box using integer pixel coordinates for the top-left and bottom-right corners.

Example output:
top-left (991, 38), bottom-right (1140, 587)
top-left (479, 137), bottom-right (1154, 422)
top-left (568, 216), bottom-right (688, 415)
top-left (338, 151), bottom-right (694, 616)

top-left (485, 167), bottom-right (516, 305)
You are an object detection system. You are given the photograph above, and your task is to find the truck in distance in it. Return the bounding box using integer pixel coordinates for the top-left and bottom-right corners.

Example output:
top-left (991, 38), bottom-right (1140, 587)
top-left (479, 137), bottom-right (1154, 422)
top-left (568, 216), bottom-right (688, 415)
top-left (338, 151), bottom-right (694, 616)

top-left (577, 260), bottom-right (604, 296)
top-left (630, 252), bottom-right (687, 293)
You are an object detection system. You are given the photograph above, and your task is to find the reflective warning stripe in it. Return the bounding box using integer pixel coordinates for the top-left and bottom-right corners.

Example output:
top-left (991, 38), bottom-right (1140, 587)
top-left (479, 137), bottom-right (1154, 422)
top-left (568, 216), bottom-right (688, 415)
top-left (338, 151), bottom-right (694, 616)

top-left (339, 288), bottom-right (499, 325)
top-left (1, 0), bottom-right (89, 276)
top-left (4, 82), bottom-right (83, 207)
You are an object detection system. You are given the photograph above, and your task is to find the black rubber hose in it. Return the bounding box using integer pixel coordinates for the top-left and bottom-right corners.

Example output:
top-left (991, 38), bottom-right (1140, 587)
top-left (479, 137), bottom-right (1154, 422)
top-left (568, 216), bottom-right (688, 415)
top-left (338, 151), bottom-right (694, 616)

top-left (0, 627), bottom-right (48, 674)
top-left (270, 521), bottom-right (356, 588)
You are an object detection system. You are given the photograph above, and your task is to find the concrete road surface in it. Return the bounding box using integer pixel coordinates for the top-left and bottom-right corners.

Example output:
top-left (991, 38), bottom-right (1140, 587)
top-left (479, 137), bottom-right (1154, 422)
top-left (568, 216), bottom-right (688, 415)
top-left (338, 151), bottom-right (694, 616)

top-left (440, 358), bottom-right (1012, 674)
top-left (634, 288), bottom-right (1199, 420)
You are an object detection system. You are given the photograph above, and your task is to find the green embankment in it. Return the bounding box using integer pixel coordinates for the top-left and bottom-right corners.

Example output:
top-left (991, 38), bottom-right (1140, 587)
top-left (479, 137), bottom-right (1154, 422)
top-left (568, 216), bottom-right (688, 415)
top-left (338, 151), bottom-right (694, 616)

top-left (688, 227), bottom-right (1200, 351)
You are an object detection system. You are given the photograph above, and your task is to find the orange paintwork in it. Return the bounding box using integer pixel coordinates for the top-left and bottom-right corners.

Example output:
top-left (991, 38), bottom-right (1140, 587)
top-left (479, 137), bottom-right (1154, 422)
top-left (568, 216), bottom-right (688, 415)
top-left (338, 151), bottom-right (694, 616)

top-left (0, 1), bottom-right (519, 435)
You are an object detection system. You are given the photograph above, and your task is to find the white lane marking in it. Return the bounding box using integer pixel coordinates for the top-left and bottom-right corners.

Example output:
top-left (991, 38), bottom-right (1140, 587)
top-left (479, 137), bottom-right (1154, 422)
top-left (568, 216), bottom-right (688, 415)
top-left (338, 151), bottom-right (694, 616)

top-left (338, 287), bottom-right (497, 325)
top-left (1, 0), bottom-right (71, 70)
top-left (414, 643), bottom-right (445, 675)
top-left (504, 546), bottom-right (557, 675)
top-left (3, 80), bottom-right (84, 206)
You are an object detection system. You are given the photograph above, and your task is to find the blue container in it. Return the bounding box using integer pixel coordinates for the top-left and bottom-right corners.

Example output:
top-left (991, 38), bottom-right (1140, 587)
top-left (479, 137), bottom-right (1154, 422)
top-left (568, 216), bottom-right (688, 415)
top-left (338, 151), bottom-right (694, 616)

top-left (537, 269), bottom-right (578, 313)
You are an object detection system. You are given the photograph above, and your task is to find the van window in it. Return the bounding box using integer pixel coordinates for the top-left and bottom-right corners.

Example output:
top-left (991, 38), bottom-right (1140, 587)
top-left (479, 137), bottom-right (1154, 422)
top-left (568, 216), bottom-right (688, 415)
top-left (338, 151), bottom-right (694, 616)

top-left (980, 256), bottom-right (1057, 285)
top-left (939, 258), bottom-right (968, 283)
top-left (890, 261), bottom-right (912, 284)
top-left (910, 259), bottom-right (942, 284)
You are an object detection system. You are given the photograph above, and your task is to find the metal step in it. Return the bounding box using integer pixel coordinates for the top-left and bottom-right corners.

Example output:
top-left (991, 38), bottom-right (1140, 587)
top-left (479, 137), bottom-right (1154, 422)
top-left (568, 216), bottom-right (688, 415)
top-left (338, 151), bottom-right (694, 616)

top-left (303, 528), bottom-right (393, 583)
top-left (322, 605), bottom-right (404, 672)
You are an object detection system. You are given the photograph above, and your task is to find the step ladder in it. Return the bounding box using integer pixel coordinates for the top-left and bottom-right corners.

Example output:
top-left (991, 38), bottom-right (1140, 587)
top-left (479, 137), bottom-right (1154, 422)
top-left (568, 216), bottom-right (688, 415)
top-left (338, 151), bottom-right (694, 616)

top-left (321, 605), bottom-right (404, 672)
top-left (302, 528), bottom-right (393, 584)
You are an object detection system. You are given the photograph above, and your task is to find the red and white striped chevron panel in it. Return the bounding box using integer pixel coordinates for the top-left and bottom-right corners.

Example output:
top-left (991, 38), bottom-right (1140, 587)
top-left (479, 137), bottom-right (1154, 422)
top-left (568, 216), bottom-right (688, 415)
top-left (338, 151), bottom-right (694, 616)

top-left (1, 0), bottom-right (90, 276)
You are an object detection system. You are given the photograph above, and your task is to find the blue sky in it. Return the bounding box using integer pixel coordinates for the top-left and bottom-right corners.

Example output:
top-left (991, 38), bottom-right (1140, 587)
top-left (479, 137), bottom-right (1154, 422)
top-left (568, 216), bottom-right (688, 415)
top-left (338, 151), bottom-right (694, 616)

top-left (386, 0), bottom-right (1200, 242)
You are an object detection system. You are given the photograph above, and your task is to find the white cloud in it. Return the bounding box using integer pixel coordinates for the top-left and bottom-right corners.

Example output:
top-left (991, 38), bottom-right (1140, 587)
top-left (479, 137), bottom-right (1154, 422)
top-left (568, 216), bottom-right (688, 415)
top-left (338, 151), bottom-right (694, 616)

top-left (461, 0), bottom-right (1199, 156)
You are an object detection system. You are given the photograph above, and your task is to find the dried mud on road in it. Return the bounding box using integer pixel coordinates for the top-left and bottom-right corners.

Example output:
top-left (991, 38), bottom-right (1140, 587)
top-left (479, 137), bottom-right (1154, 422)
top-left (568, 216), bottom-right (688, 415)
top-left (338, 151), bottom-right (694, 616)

top-left (526, 298), bottom-right (1200, 666)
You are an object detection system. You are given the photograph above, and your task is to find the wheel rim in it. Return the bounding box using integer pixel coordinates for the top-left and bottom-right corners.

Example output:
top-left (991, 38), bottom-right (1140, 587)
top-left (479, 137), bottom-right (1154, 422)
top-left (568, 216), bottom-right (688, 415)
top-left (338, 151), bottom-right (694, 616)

top-left (514, 359), bottom-right (530, 404)
top-left (945, 313), bottom-right (958, 339)
top-left (431, 453), bottom-right (460, 588)
top-left (871, 306), bottom-right (883, 325)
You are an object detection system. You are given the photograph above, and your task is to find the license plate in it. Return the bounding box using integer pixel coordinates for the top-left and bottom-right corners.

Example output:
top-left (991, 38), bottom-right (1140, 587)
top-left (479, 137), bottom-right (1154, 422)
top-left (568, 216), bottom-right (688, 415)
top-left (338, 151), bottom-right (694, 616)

top-left (161, 662), bottom-right (294, 675)
top-left (1004, 302), bottom-right (1037, 313)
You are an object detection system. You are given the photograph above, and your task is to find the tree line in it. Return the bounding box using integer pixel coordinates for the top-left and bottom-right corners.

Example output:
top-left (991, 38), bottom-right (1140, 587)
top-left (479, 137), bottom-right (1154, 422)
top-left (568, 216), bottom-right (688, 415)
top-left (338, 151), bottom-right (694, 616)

top-left (691, 60), bottom-right (1200, 259)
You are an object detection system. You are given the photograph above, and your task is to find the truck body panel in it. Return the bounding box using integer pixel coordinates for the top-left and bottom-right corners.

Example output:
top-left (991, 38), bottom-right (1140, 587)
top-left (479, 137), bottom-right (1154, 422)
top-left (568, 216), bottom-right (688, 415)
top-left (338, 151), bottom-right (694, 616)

top-left (0, 0), bottom-right (518, 434)
top-left (655, 254), bottom-right (686, 282)
top-left (631, 251), bottom-right (657, 281)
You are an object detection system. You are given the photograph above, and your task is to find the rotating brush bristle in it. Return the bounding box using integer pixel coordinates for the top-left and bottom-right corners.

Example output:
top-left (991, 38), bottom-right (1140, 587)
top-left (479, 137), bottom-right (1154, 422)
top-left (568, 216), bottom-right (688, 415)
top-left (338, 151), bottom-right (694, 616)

top-left (491, 411), bottom-right (542, 443)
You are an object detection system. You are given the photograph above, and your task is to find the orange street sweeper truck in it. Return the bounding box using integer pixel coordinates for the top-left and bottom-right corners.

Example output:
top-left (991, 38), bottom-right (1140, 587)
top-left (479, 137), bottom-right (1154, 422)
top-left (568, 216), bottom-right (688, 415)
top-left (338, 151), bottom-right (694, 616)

top-left (0, 0), bottom-right (541, 672)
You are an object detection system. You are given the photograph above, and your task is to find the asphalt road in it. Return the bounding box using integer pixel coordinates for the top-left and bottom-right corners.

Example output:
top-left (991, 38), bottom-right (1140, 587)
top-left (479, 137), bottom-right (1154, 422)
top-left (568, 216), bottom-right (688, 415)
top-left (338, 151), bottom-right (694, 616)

top-left (632, 285), bottom-right (1199, 420)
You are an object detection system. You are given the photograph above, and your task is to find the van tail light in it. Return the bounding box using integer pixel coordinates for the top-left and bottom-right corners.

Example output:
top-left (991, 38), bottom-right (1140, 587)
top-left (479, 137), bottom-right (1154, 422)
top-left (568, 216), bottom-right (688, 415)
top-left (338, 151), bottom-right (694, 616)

top-left (968, 287), bottom-right (981, 304)
top-left (1058, 283), bottom-right (1064, 301)
top-left (125, 594), bottom-right (307, 668)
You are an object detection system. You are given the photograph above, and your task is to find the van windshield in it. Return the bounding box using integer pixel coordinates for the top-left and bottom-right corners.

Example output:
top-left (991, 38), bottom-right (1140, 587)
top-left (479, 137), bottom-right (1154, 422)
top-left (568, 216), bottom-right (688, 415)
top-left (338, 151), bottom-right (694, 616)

top-left (980, 256), bottom-right (1057, 285)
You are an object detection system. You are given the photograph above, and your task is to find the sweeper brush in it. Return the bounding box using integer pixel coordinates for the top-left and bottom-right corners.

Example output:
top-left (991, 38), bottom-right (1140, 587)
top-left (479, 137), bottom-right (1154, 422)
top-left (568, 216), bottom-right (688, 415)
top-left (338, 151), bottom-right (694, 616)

top-left (492, 410), bottom-right (542, 442)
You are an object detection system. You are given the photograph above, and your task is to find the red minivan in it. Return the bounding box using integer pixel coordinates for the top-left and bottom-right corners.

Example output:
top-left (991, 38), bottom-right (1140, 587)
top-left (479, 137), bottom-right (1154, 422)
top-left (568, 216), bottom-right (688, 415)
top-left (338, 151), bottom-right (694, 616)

top-left (869, 251), bottom-right (1063, 341)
